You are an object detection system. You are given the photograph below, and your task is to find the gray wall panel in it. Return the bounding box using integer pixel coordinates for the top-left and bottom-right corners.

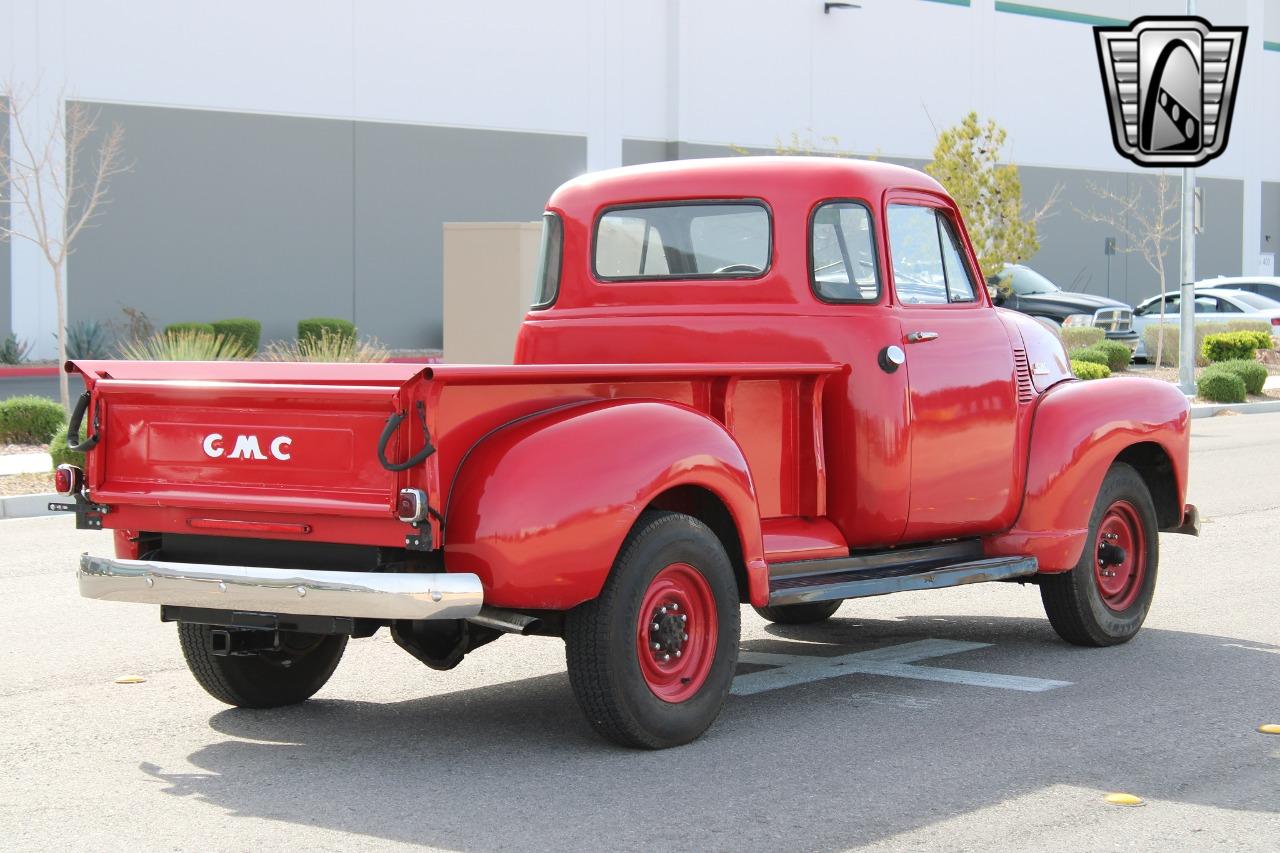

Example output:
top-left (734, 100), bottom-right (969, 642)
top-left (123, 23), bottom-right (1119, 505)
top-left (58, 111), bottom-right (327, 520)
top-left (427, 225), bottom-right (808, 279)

top-left (1263, 181), bottom-right (1280, 262)
top-left (70, 104), bottom-right (585, 351)
top-left (622, 139), bottom-right (678, 166)
top-left (1, 96), bottom-right (10, 338)
top-left (353, 124), bottom-right (584, 348)
top-left (1195, 178), bottom-right (1244, 281)
top-left (71, 103), bottom-right (355, 348)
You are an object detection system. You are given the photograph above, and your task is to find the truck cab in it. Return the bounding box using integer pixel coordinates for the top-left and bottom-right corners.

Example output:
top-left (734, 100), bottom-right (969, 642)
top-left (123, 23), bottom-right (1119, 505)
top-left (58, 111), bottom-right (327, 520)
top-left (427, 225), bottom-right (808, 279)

top-left (65, 158), bottom-right (1195, 749)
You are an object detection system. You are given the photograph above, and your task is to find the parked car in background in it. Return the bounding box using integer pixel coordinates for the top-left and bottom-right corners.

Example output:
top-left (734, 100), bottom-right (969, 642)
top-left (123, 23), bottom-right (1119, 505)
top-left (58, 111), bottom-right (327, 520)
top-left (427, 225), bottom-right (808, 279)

top-left (1196, 276), bottom-right (1280, 303)
top-left (1131, 287), bottom-right (1280, 360)
top-left (990, 264), bottom-right (1139, 349)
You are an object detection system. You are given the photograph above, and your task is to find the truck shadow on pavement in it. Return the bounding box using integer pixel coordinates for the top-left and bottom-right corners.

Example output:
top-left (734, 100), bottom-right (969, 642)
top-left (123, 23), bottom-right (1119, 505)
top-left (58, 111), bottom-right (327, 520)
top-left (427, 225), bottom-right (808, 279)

top-left (141, 614), bottom-right (1278, 851)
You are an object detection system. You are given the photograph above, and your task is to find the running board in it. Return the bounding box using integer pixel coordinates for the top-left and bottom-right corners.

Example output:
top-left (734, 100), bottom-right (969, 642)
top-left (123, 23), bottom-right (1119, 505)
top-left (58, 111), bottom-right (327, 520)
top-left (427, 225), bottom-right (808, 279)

top-left (767, 544), bottom-right (1038, 606)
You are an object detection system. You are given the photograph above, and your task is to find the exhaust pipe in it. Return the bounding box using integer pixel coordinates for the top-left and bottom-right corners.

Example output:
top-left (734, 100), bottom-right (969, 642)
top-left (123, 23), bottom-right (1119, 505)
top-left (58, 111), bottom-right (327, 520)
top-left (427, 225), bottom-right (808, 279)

top-left (466, 606), bottom-right (542, 635)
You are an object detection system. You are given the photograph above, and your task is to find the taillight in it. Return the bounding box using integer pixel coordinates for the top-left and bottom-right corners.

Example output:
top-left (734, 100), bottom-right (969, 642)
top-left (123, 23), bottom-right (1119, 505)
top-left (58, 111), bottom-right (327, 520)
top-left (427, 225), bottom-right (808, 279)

top-left (1271, 317), bottom-right (1279, 327)
top-left (55, 464), bottom-right (84, 496)
top-left (397, 488), bottom-right (427, 523)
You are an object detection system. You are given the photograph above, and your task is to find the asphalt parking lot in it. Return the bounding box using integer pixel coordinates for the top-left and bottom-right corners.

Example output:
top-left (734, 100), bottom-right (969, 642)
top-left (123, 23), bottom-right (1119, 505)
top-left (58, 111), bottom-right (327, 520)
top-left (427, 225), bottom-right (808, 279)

top-left (1, 414), bottom-right (1277, 852)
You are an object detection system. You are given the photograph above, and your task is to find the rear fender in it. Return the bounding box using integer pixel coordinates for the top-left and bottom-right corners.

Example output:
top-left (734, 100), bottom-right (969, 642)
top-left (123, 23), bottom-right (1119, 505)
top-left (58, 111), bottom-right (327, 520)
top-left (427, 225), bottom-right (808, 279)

top-left (984, 377), bottom-right (1190, 571)
top-left (443, 399), bottom-right (768, 609)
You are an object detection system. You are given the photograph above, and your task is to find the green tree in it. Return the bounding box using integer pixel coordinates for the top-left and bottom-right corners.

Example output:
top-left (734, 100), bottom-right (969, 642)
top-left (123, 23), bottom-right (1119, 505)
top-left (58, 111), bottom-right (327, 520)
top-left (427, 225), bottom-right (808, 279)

top-left (925, 112), bottom-right (1057, 280)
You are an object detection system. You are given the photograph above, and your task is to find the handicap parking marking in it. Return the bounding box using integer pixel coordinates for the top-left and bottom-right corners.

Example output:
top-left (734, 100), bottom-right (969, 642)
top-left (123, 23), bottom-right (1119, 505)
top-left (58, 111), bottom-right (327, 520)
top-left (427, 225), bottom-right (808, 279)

top-left (732, 638), bottom-right (1072, 697)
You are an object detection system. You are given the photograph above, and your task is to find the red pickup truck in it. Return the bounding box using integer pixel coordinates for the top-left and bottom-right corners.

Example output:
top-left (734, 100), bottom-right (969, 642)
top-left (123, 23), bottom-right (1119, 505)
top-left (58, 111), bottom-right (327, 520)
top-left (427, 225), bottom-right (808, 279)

top-left (62, 158), bottom-right (1196, 749)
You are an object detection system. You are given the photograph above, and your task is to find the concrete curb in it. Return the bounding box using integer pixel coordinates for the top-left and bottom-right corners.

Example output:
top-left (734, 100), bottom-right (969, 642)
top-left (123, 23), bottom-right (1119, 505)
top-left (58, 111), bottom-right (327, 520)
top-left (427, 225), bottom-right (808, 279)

top-left (1190, 400), bottom-right (1280, 419)
top-left (0, 493), bottom-right (62, 520)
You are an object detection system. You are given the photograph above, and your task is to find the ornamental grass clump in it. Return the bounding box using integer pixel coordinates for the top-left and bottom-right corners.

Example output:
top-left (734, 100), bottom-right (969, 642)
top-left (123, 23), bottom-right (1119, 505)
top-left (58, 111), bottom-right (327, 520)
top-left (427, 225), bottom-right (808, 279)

top-left (118, 329), bottom-right (254, 361)
top-left (264, 328), bottom-right (389, 363)
top-left (1060, 326), bottom-right (1104, 350)
top-left (1070, 359), bottom-right (1111, 380)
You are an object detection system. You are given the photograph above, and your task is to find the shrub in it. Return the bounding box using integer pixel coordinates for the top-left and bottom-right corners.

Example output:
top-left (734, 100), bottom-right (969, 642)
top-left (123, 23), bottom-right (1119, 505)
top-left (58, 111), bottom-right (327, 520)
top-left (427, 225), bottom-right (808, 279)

top-left (264, 328), bottom-right (389, 363)
top-left (1208, 359), bottom-right (1268, 395)
top-left (63, 320), bottom-right (112, 360)
top-left (1068, 346), bottom-right (1110, 367)
top-left (1142, 323), bottom-right (1213, 367)
top-left (1225, 319), bottom-right (1275, 339)
top-left (164, 322), bottom-right (216, 336)
top-left (118, 330), bottom-right (254, 361)
top-left (0, 396), bottom-right (66, 443)
top-left (1070, 359), bottom-right (1111, 380)
top-left (1201, 331), bottom-right (1269, 363)
top-left (298, 317), bottom-right (356, 343)
top-left (1196, 369), bottom-right (1246, 403)
top-left (0, 334), bottom-right (32, 365)
top-left (211, 318), bottom-right (262, 352)
top-left (1093, 339), bottom-right (1133, 371)
top-left (1060, 326), bottom-right (1104, 350)
top-left (49, 423), bottom-right (86, 469)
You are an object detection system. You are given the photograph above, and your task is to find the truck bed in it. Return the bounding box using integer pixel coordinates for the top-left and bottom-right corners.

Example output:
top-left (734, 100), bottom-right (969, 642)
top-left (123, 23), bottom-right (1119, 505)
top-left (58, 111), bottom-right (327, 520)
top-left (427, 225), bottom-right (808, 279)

top-left (68, 359), bottom-right (844, 555)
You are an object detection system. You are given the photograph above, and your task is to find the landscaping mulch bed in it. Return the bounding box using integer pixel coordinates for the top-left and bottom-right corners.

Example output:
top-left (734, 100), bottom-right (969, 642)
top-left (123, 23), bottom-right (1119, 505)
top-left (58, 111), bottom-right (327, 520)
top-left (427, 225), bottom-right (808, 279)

top-left (0, 472), bottom-right (53, 497)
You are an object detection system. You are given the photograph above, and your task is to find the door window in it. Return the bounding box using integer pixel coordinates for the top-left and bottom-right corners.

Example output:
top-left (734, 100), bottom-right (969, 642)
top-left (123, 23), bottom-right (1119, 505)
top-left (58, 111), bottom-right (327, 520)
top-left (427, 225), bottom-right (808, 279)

top-left (887, 204), bottom-right (976, 305)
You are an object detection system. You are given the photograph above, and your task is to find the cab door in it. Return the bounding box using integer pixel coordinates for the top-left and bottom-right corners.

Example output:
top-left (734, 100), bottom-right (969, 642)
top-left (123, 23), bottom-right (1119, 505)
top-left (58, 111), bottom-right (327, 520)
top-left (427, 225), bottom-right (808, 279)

top-left (885, 197), bottom-right (1021, 542)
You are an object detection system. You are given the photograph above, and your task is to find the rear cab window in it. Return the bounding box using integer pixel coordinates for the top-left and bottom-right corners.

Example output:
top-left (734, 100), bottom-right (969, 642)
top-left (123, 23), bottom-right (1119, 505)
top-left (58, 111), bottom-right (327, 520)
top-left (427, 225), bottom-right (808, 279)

top-left (531, 212), bottom-right (563, 309)
top-left (594, 201), bottom-right (771, 280)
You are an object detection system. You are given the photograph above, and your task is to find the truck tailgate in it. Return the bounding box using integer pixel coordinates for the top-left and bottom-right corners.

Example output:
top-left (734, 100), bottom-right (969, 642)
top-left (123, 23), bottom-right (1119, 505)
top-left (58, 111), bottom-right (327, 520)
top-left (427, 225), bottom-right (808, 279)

top-left (70, 360), bottom-right (426, 522)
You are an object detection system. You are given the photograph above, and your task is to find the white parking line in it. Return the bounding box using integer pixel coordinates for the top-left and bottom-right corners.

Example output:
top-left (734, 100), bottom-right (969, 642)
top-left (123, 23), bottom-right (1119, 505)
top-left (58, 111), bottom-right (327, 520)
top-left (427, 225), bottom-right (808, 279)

top-left (732, 639), bottom-right (1072, 697)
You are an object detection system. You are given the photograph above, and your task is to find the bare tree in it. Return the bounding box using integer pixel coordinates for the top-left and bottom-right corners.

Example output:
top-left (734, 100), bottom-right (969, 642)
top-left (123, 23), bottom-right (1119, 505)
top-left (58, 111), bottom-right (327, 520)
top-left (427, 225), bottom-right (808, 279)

top-left (0, 85), bottom-right (128, 410)
top-left (1075, 172), bottom-right (1180, 367)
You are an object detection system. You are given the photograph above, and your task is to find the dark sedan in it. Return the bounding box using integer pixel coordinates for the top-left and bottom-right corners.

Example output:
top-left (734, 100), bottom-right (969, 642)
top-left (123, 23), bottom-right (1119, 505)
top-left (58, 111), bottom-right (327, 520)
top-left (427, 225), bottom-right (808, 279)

top-left (990, 264), bottom-right (1139, 347)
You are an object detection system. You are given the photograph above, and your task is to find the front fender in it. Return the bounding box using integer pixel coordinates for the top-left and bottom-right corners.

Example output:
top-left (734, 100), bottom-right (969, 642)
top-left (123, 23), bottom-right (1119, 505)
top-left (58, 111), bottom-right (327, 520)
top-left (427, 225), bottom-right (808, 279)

top-left (985, 377), bottom-right (1190, 571)
top-left (443, 399), bottom-right (767, 609)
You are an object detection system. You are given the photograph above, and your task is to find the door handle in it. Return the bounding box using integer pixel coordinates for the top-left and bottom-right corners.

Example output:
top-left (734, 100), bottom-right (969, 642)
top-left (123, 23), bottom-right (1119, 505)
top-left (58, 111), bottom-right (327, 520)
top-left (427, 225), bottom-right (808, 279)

top-left (906, 331), bottom-right (939, 344)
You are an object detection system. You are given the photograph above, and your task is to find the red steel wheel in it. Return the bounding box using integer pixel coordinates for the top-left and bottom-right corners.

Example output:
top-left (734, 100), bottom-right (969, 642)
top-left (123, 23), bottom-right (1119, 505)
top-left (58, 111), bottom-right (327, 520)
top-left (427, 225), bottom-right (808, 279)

top-left (635, 562), bottom-right (718, 703)
top-left (1040, 462), bottom-right (1159, 647)
top-left (1093, 500), bottom-right (1146, 612)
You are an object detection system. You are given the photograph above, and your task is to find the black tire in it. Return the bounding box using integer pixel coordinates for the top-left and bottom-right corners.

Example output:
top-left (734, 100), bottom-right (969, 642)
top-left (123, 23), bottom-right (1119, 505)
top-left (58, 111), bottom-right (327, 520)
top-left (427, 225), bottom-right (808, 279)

top-left (565, 511), bottom-right (741, 749)
top-left (178, 623), bottom-right (347, 708)
top-left (753, 599), bottom-right (842, 625)
top-left (1040, 462), bottom-right (1159, 646)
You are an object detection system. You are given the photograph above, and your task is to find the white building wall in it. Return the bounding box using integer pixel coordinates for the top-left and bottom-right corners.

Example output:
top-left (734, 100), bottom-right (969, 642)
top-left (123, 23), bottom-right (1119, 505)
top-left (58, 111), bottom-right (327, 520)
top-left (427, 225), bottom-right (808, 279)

top-left (6, 0), bottom-right (1280, 356)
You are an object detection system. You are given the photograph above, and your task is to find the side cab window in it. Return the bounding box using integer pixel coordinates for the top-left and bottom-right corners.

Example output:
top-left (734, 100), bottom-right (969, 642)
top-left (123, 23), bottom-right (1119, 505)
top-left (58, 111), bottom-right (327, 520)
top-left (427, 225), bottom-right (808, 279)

top-left (886, 204), bottom-right (977, 305)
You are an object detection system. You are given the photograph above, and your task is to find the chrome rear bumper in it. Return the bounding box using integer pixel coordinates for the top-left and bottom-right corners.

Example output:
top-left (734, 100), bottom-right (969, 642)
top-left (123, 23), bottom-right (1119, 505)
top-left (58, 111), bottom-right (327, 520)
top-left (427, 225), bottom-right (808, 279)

top-left (77, 554), bottom-right (483, 620)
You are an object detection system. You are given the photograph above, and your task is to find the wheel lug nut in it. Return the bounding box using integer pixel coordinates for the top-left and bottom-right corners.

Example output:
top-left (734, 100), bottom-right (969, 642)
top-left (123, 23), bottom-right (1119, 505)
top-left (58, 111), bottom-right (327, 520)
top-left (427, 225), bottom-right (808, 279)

top-left (659, 606), bottom-right (668, 615)
top-left (670, 603), bottom-right (679, 612)
top-left (661, 654), bottom-right (670, 662)
top-left (652, 622), bottom-right (660, 631)
top-left (680, 614), bottom-right (687, 623)
top-left (651, 642), bottom-right (662, 651)
top-left (682, 633), bottom-right (689, 641)
top-left (674, 650), bottom-right (682, 658)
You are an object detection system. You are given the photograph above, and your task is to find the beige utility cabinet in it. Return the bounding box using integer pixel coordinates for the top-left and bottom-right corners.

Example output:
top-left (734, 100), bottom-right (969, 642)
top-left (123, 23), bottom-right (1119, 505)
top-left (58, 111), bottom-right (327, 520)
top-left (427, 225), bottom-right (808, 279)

top-left (443, 221), bottom-right (541, 364)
